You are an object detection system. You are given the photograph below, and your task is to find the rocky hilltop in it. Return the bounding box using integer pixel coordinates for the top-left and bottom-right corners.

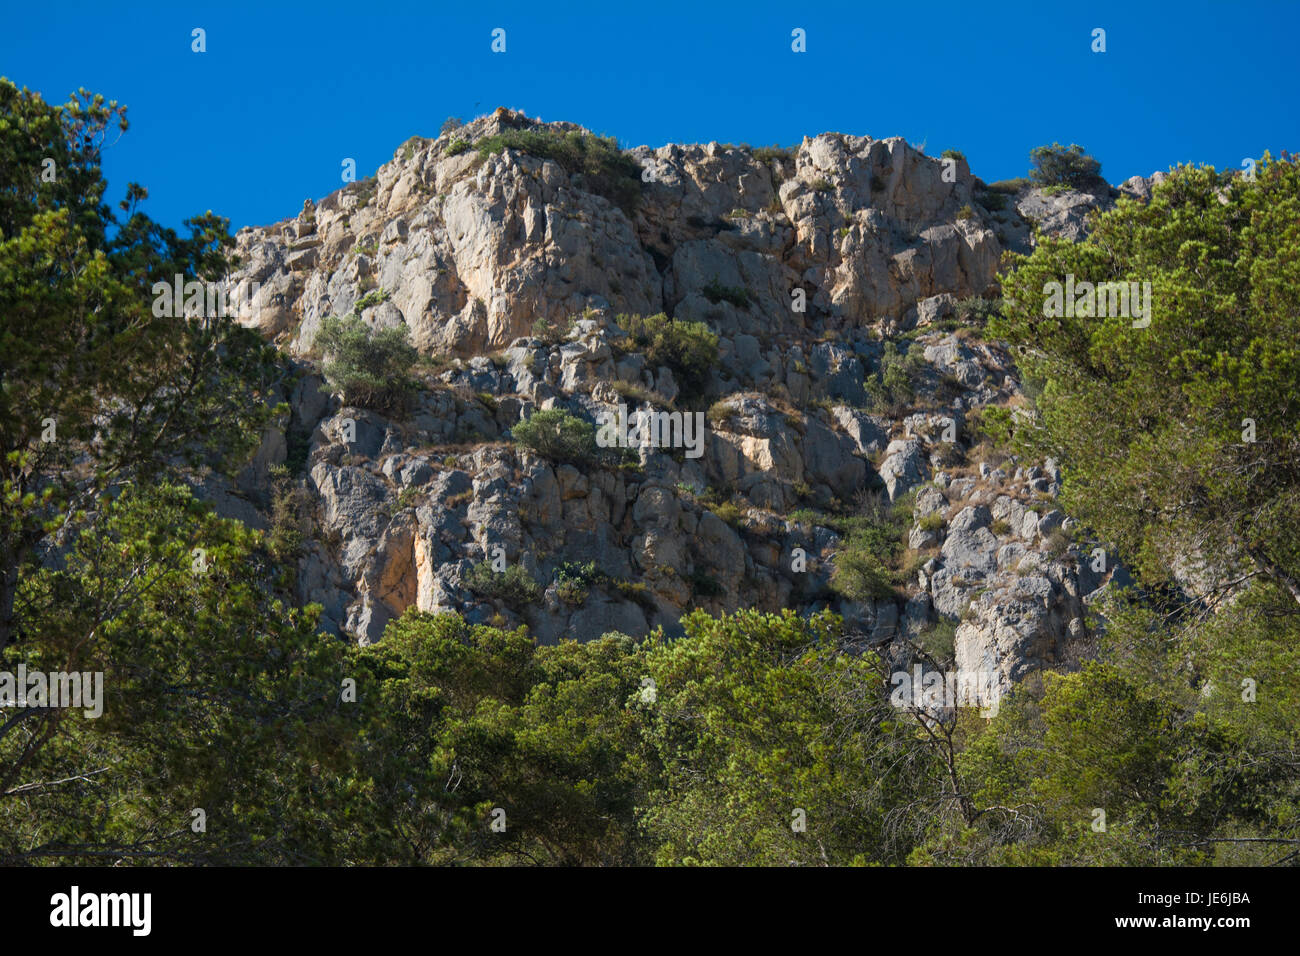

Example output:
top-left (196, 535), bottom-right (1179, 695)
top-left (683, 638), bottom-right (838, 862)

top-left (221, 107), bottom-right (1154, 694)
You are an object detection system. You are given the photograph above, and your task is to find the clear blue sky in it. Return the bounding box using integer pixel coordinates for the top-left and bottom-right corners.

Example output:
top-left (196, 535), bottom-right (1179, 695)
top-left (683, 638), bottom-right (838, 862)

top-left (3, 0), bottom-right (1296, 232)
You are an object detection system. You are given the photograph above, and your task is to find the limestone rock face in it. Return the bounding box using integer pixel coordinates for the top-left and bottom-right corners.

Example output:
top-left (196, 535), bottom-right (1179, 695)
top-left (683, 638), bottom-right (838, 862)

top-left (213, 107), bottom-right (1153, 693)
top-left (880, 438), bottom-right (926, 501)
top-left (988, 180), bottom-right (1124, 255)
top-left (230, 113), bottom-right (1004, 359)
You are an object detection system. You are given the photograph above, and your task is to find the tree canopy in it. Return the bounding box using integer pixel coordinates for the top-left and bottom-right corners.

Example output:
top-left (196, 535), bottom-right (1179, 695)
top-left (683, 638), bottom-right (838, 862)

top-left (993, 156), bottom-right (1300, 607)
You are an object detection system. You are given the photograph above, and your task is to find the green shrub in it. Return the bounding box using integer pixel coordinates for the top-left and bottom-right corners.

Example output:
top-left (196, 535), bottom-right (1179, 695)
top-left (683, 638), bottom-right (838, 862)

top-left (316, 315), bottom-right (418, 413)
top-left (866, 342), bottom-right (921, 416)
top-left (554, 560), bottom-right (601, 606)
top-left (986, 177), bottom-right (1032, 194)
top-left (353, 177), bottom-right (378, 209)
top-left (956, 204), bottom-right (975, 220)
top-left (446, 139), bottom-right (470, 156)
top-left (465, 561), bottom-right (542, 610)
top-left (512, 407), bottom-right (600, 466)
top-left (554, 578), bottom-right (587, 605)
top-left (918, 512), bottom-right (945, 533)
top-left (618, 312), bottom-right (719, 399)
top-left (354, 288), bottom-right (388, 311)
top-left (811, 178), bottom-right (834, 192)
top-left (975, 189), bottom-right (1008, 211)
top-left (475, 129), bottom-right (642, 214)
top-left (787, 508), bottom-right (827, 527)
top-left (1028, 142), bottom-right (1106, 191)
top-left (953, 295), bottom-right (1003, 323)
top-left (551, 560), bottom-right (651, 607)
top-left (532, 315), bottom-right (574, 344)
top-left (830, 547), bottom-right (895, 602)
top-left (827, 491), bottom-right (914, 602)
top-left (1044, 529), bottom-right (1072, 560)
top-left (267, 474), bottom-right (313, 568)
top-left (941, 149), bottom-right (966, 162)
top-left (968, 404), bottom-right (1016, 449)
top-left (710, 500), bottom-right (746, 528)
top-left (915, 618), bottom-right (958, 661)
top-left (701, 279), bottom-right (752, 309)
top-left (752, 145), bottom-right (793, 164)
top-left (991, 519), bottom-right (1012, 537)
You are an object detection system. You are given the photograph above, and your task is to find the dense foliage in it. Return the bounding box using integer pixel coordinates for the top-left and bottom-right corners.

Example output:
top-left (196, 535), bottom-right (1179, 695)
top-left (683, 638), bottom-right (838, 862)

top-left (993, 156), bottom-right (1300, 606)
top-left (0, 79), bottom-right (282, 657)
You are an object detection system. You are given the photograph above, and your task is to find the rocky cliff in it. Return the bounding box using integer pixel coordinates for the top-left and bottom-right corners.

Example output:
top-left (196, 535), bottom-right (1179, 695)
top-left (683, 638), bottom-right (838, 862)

top-left (220, 107), bottom-right (1154, 694)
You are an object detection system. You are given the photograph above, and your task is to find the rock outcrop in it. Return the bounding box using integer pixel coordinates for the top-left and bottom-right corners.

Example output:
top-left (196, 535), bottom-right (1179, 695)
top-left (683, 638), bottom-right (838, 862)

top-left (216, 107), bottom-right (1151, 692)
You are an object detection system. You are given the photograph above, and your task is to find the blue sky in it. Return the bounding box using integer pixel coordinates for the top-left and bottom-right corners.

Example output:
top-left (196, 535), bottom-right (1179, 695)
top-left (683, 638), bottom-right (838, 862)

top-left (3, 0), bottom-right (1296, 232)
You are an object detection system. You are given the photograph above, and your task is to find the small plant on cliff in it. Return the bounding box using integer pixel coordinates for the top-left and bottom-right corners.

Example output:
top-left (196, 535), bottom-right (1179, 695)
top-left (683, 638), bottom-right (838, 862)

top-left (354, 288), bottom-right (388, 311)
top-left (828, 492), bottom-right (913, 602)
top-left (1028, 142), bottom-right (1107, 191)
top-left (475, 128), bottom-right (642, 214)
top-left (752, 145), bottom-right (792, 165)
top-left (316, 315), bottom-right (418, 413)
top-left (953, 295), bottom-right (1003, 323)
top-left (701, 279), bottom-right (752, 309)
top-left (865, 342), bottom-right (922, 417)
top-left (267, 470), bottom-right (314, 567)
top-left (553, 561), bottom-right (602, 606)
top-left (512, 408), bottom-right (600, 467)
top-left (916, 618), bottom-right (958, 661)
top-left (917, 512), bottom-right (945, 534)
top-left (617, 312), bottom-right (719, 401)
top-left (465, 561), bottom-right (541, 611)
top-left (532, 315), bottom-right (574, 344)
top-left (829, 545), bottom-right (895, 602)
